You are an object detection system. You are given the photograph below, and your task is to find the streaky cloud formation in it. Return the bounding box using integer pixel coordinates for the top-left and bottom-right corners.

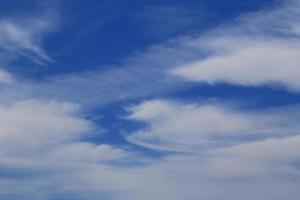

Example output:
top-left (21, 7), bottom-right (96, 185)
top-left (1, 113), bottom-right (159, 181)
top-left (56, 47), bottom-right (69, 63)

top-left (172, 39), bottom-right (300, 90)
top-left (171, 0), bottom-right (300, 91)
top-left (0, 4), bottom-right (57, 66)
top-left (125, 100), bottom-right (300, 152)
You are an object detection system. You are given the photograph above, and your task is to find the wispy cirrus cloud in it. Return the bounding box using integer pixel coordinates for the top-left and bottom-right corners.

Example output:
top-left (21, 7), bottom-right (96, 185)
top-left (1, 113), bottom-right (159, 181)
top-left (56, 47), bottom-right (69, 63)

top-left (0, 5), bottom-right (58, 66)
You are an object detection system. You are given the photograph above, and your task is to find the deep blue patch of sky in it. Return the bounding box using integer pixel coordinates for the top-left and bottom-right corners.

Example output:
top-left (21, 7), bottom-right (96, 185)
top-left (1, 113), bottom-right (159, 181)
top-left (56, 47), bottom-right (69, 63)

top-left (4, 0), bottom-right (278, 78)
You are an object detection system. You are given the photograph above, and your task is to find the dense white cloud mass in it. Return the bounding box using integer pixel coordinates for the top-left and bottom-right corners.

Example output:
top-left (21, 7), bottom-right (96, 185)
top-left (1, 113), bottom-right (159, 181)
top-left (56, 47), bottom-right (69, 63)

top-left (0, 100), bottom-right (92, 150)
top-left (0, 99), bottom-right (138, 199)
top-left (197, 134), bottom-right (300, 179)
top-left (1, 99), bottom-right (299, 200)
top-left (121, 100), bottom-right (300, 200)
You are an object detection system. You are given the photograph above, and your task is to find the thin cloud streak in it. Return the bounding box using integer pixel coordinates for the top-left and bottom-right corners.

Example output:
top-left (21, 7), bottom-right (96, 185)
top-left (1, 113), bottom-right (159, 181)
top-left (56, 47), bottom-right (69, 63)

top-left (0, 5), bottom-right (58, 66)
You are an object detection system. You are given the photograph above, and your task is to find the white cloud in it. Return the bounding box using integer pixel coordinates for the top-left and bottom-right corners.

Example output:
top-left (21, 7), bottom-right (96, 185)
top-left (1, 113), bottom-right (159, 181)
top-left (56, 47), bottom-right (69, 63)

top-left (0, 100), bottom-right (93, 152)
top-left (125, 100), bottom-right (300, 152)
top-left (171, 39), bottom-right (300, 90)
top-left (201, 134), bottom-right (300, 178)
top-left (118, 99), bottom-right (300, 200)
top-left (0, 99), bottom-right (299, 200)
top-left (10, 63), bottom-right (182, 109)
top-left (0, 9), bottom-right (57, 65)
top-left (50, 143), bottom-right (132, 162)
top-left (0, 99), bottom-right (139, 199)
top-left (170, 0), bottom-right (300, 91)
top-left (0, 70), bottom-right (14, 84)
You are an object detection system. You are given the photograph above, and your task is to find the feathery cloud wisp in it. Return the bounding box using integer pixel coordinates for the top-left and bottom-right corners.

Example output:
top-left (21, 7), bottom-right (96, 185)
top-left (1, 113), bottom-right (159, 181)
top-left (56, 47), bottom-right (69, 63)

top-left (0, 10), bottom-right (57, 65)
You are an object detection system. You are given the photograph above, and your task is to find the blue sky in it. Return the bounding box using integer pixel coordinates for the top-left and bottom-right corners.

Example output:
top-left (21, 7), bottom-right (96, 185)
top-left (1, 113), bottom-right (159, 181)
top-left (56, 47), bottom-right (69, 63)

top-left (0, 0), bottom-right (300, 199)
